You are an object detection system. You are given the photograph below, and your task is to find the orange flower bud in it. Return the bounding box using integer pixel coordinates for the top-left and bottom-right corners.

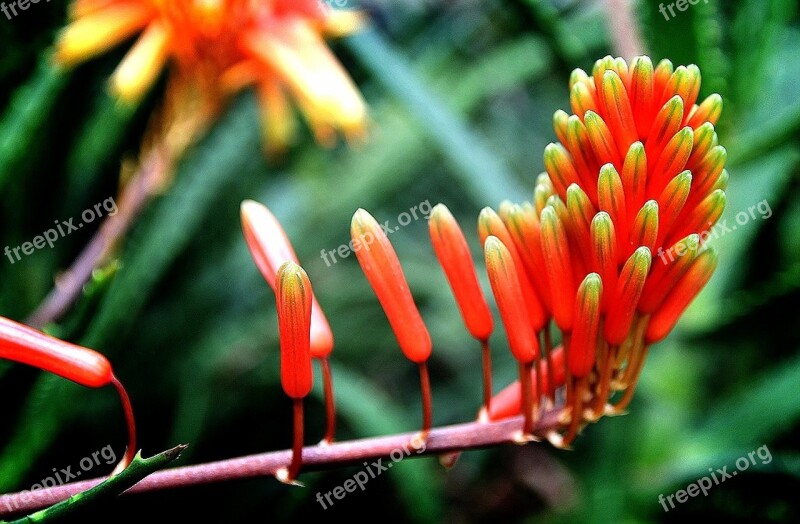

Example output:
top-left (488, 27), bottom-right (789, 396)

top-left (351, 209), bottom-right (432, 363)
top-left (241, 200), bottom-right (334, 358)
top-left (590, 212), bottom-right (618, 312)
top-left (629, 56), bottom-right (654, 138)
top-left (629, 200), bottom-right (659, 255)
top-left (584, 111), bottom-right (621, 171)
top-left (646, 249), bottom-right (718, 343)
top-left (0, 316), bottom-right (112, 388)
top-left (604, 247), bottom-right (652, 345)
top-left (484, 236), bottom-right (540, 364)
top-left (649, 127), bottom-right (693, 197)
top-left (621, 141), bottom-right (647, 216)
top-left (540, 206), bottom-right (576, 330)
top-left (655, 171), bottom-right (692, 246)
top-left (276, 262), bottom-right (314, 399)
top-left (646, 96), bottom-right (683, 170)
top-left (598, 163), bottom-right (628, 257)
top-left (569, 274), bottom-right (603, 377)
top-left (686, 93), bottom-right (723, 129)
top-left (429, 204), bottom-right (494, 341)
top-left (639, 234), bottom-right (701, 314)
top-left (479, 207), bottom-right (547, 330)
top-left (600, 70), bottom-right (637, 153)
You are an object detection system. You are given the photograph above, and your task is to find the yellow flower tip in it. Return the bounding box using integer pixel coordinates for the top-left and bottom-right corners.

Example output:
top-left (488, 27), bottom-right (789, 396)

top-left (55, 4), bottom-right (153, 68)
top-left (324, 9), bottom-right (369, 37)
top-left (109, 23), bottom-right (171, 104)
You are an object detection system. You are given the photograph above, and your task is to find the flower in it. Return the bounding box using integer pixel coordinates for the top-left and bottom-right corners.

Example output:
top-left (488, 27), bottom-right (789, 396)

top-left (0, 316), bottom-right (137, 471)
top-left (56, 0), bottom-right (368, 151)
top-left (276, 262), bottom-right (313, 400)
top-left (482, 56), bottom-right (726, 443)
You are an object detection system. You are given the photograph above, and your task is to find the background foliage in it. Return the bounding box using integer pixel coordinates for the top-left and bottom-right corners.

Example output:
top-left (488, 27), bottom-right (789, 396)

top-left (0, 0), bottom-right (798, 521)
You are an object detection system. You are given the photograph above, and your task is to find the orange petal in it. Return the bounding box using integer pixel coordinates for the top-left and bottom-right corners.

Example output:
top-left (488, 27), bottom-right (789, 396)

top-left (629, 56), bottom-right (654, 139)
top-left (553, 110), bottom-right (570, 148)
top-left (667, 189), bottom-right (726, 246)
top-left (590, 211), bottom-right (618, 312)
top-left (686, 94), bottom-right (723, 129)
top-left (584, 111), bottom-right (622, 169)
top-left (639, 234), bottom-right (701, 314)
top-left (628, 200), bottom-right (659, 256)
top-left (544, 143), bottom-right (579, 200)
top-left (646, 96), bottom-right (684, 167)
top-left (429, 204), bottom-right (494, 341)
top-left (648, 127), bottom-right (693, 198)
top-left (484, 237), bottom-right (540, 364)
top-left (598, 163), bottom-right (628, 257)
top-left (502, 203), bottom-right (553, 313)
top-left (600, 70), bottom-right (638, 154)
top-left (351, 209), bottom-right (431, 363)
top-left (621, 141), bottom-right (647, 218)
top-left (655, 171), bottom-right (692, 246)
top-left (109, 21), bottom-right (171, 104)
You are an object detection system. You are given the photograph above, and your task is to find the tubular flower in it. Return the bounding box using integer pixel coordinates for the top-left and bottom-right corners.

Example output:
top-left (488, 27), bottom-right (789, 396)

top-left (274, 262), bottom-right (313, 483)
top-left (480, 56), bottom-right (725, 445)
top-left (56, 0), bottom-right (368, 151)
top-left (241, 199), bottom-right (339, 443)
top-left (352, 208), bottom-right (433, 438)
top-left (0, 316), bottom-right (137, 473)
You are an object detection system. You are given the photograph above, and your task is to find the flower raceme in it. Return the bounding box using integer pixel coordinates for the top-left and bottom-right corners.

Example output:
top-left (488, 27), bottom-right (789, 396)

top-left (0, 316), bottom-right (138, 473)
top-left (480, 56), bottom-right (726, 444)
top-left (56, 0), bottom-right (368, 151)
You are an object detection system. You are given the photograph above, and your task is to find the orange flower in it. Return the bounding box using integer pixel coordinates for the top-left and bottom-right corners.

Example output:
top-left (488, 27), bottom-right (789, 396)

top-left (56, 0), bottom-right (368, 151)
top-left (276, 262), bottom-right (313, 400)
top-left (481, 56), bottom-right (725, 441)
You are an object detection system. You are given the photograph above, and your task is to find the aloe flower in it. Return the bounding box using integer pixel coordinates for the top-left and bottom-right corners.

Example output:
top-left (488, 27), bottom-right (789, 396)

top-left (480, 56), bottom-right (726, 445)
top-left (56, 0), bottom-right (368, 151)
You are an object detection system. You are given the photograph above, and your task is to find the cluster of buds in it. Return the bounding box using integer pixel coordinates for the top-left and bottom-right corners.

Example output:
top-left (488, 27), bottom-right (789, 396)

top-left (238, 55), bottom-right (726, 482)
top-left (0, 317), bottom-right (138, 474)
top-left (480, 55), bottom-right (725, 445)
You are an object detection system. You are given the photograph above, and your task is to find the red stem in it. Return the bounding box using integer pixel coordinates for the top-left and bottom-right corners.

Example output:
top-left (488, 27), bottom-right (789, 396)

top-left (519, 362), bottom-right (533, 436)
top-left (287, 399), bottom-right (304, 482)
top-left (0, 410), bottom-right (563, 516)
top-left (419, 362), bottom-right (432, 436)
top-left (320, 358), bottom-right (336, 444)
top-left (480, 338), bottom-right (492, 414)
top-left (111, 374), bottom-right (137, 472)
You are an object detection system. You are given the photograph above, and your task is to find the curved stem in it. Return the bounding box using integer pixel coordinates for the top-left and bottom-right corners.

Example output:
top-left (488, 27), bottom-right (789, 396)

top-left (110, 374), bottom-right (137, 474)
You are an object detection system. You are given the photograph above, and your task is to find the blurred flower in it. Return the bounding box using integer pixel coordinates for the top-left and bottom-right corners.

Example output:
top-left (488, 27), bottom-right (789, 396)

top-left (56, 0), bottom-right (368, 152)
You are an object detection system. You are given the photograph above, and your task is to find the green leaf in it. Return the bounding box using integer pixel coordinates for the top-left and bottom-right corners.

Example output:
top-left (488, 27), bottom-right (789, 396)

top-left (4, 446), bottom-right (186, 523)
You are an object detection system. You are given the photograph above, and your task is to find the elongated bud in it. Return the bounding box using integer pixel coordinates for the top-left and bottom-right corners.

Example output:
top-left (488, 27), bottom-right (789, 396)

top-left (621, 141), bottom-right (647, 215)
top-left (649, 127), bottom-right (693, 196)
top-left (487, 345), bottom-right (566, 421)
top-left (598, 163), bottom-right (628, 256)
top-left (543, 143), bottom-right (579, 200)
top-left (241, 200), bottom-right (334, 358)
top-left (553, 110), bottom-right (570, 146)
top-left (109, 22), bottom-right (171, 103)
top-left (590, 212), bottom-right (617, 312)
top-left (571, 81), bottom-right (598, 118)
top-left (629, 200), bottom-right (659, 255)
top-left (629, 56), bottom-right (654, 138)
top-left (604, 247), bottom-right (652, 345)
top-left (484, 236), bottom-right (540, 364)
top-left (0, 316), bottom-right (112, 388)
top-left (667, 189), bottom-right (726, 246)
top-left (655, 171), bottom-right (691, 245)
top-left (584, 111), bottom-right (620, 168)
top-left (540, 206), bottom-right (575, 330)
top-left (502, 203), bottom-right (553, 312)
top-left (646, 249), bottom-right (718, 343)
top-left (566, 183), bottom-right (595, 251)
top-left (479, 207), bottom-right (547, 330)
top-left (646, 96), bottom-right (683, 163)
top-left (429, 204), bottom-right (494, 341)
top-left (600, 70), bottom-right (638, 153)
top-left (687, 122), bottom-right (717, 168)
top-left (351, 209), bottom-right (432, 363)
top-left (639, 234), bottom-right (701, 314)
top-left (569, 274), bottom-right (603, 377)
top-left (565, 115), bottom-right (597, 191)
top-left (686, 93), bottom-right (723, 129)
top-left (276, 262), bottom-right (314, 399)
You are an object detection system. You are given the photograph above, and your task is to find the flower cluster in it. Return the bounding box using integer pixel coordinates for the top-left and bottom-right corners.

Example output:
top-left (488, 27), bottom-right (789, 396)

top-left (56, 0), bottom-right (368, 151)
